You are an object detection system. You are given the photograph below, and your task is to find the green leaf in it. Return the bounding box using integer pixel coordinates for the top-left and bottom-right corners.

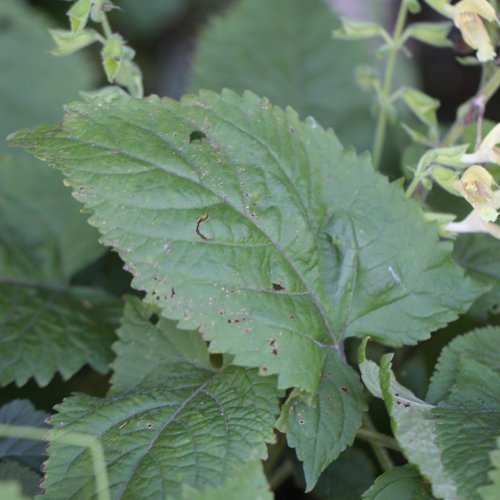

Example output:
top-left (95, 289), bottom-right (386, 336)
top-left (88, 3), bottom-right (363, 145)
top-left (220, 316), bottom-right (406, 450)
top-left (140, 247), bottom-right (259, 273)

top-left (427, 326), bottom-right (500, 404)
top-left (403, 21), bottom-right (453, 48)
top-left (0, 461), bottom-right (40, 497)
top-left (190, 0), bottom-right (376, 150)
top-left (0, 400), bottom-right (47, 470)
top-left (397, 87), bottom-right (440, 129)
top-left (312, 446), bottom-right (377, 500)
top-left (0, 154), bottom-right (121, 386)
top-left (276, 351), bottom-right (366, 491)
top-left (181, 459), bottom-right (272, 500)
top-left (361, 328), bottom-right (500, 500)
top-left (43, 298), bottom-right (279, 498)
top-left (0, 0), bottom-right (95, 149)
top-left (453, 234), bottom-right (500, 319)
top-left (479, 438), bottom-right (500, 500)
top-left (333, 18), bottom-right (390, 41)
top-left (362, 465), bottom-right (434, 499)
top-left (110, 296), bottom-right (212, 394)
top-left (11, 90), bottom-right (482, 392)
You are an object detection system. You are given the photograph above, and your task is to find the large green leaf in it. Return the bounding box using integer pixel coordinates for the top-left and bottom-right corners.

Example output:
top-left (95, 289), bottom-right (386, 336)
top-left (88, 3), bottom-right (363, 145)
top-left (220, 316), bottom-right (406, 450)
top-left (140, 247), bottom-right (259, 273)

top-left (11, 90), bottom-right (481, 392)
top-left (190, 0), bottom-right (375, 150)
top-left (181, 459), bottom-right (272, 500)
top-left (453, 234), bottom-right (500, 320)
top-left (312, 447), bottom-right (377, 500)
top-left (0, 154), bottom-right (120, 386)
top-left (360, 327), bottom-right (500, 500)
top-left (42, 297), bottom-right (279, 498)
top-left (0, 400), bottom-right (47, 471)
top-left (426, 326), bottom-right (500, 404)
top-left (362, 465), bottom-right (434, 500)
top-left (276, 350), bottom-right (366, 490)
top-left (478, 438), bottom-right (500, 500)
top-left (0, 0), bottom-right (95, 148)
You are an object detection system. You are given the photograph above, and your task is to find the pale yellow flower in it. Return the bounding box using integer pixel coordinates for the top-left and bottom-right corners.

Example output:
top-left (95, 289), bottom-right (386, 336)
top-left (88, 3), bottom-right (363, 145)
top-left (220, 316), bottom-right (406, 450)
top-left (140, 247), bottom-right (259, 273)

top-left (456, 165), bottom-right (498, 221)
top-left (444, 0), bottom-right (498, 61)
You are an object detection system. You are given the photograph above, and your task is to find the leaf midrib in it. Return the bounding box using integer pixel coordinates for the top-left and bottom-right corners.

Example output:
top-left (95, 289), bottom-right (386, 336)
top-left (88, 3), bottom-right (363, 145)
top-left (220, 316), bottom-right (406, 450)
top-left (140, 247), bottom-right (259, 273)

top-left (63, 105), bottom-right (338, 346)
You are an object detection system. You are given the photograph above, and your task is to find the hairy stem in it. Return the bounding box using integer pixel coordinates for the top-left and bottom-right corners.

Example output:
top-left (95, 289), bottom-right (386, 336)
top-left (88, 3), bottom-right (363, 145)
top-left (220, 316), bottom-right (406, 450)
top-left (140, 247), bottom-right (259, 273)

top-left (372, 1), bottom-right (408, 169)
top-left (356, 427), bottom-right (401, 452)
top-left (268, 459), bottom-right (295, 491)
top-left (362, 414), bottom-right (394, 472)
top-left (443, 67), bottom-right (500, 147)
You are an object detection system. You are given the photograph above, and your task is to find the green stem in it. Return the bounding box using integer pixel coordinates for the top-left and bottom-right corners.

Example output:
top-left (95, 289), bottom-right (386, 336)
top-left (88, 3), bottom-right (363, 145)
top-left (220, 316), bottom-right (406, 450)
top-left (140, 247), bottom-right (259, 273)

top-left (100, 12), bottom-right (113, 38)
top-left (0, 424), bottom-right (111, 500)
top-left (442, 67), bottom-right (500, 147)
top-left (356, 428), bottom-right (401, 452)
top-left (372, 1), bottom-right (409, 169)
top-left (268, 459), bottom-right (295, 491)
top-left (362, 415), bottom-right (394, 473)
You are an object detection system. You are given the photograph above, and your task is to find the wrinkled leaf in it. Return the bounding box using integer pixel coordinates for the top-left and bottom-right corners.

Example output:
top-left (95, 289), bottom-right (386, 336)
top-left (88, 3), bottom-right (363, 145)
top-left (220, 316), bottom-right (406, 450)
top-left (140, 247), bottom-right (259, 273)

top-left (11, 90), bottom-right (482, 393)
top-left (0, 154), bottom-right (120, 386)
top-left (42, 298), bottom-right (279, 498)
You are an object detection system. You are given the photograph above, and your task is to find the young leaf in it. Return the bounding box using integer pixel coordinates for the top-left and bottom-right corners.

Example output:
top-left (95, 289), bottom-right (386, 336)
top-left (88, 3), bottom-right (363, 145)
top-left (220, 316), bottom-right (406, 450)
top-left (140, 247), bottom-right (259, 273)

top-left (333, 18), bottom-right (390, 42)
top-left (0, 154), bottom-right (120, 387)
top-left (190, 0), bottom-right (376, 150)
top-left (276, 350), bottom-right (366, 491)
top-left (11, 90), bottom-right (482, 392)
top-left (403, 21), bottom-right (453, 48)
top-left (0, 400), bottom-right (48, 470)
top-left (362, 465), bottom-right (434, 499)
top-left (42, 298), bottom-right (279, 498)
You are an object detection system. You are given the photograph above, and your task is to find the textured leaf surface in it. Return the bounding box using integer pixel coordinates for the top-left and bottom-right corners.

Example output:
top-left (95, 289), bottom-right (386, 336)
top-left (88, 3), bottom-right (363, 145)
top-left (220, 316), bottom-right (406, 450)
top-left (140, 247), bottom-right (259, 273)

top-left (0, 400), bottom-right (47, 470)
top-left (276, 350), bottom-right (366, 490)
top-left (43, 298), bottom-right (279, 499)
top-left (362, 465), bottom-right (434, 500)
top-left (181, 459), bottom-right (272, 500)
top-left (11, 90), bottom-right (481, 392)
top-left (0, 154), bottom-right (120, 386)
top-left (0, 0), bottom-right (94, 147)
top-left (478, 438), bottom-right (500, 500)
top-left (361, 328), bottom-right (500, 500)
top-left (426, 326), bottom-right (500, 404)
top-left (312, 447), bottom-right (376, 500)
top-left (453, 234), bottom-right (500, 319)
top-left (190, 0), bottom-right (375, 150)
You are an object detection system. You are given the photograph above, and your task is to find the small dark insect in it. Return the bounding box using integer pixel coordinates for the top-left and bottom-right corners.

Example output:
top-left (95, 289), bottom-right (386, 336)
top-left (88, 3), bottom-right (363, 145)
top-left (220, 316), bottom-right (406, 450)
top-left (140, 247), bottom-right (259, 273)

top-left (189, 130), bottom-right (207, 143)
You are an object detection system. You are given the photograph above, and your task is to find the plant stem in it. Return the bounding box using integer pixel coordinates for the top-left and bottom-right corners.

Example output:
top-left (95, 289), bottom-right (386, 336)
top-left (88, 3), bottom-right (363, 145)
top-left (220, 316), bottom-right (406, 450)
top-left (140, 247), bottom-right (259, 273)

top-left (372, 1), bottom-right (408, 169)
top-left (268, 459), bottom-right (295, 491)
top-left (100, 12), bottom-right (113, 38)
top-left (356, 428), bottom-right (401, 452)
top-left (442, 67), bottom-right (500, 147)
top-left (362, 415), bottom-right (394, 472)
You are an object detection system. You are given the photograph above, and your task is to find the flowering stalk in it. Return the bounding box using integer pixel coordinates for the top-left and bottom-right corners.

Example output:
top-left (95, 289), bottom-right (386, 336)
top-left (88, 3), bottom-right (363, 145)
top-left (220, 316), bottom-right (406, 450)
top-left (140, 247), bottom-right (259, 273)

top-left (372, 1), bottom-right (410, 169)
